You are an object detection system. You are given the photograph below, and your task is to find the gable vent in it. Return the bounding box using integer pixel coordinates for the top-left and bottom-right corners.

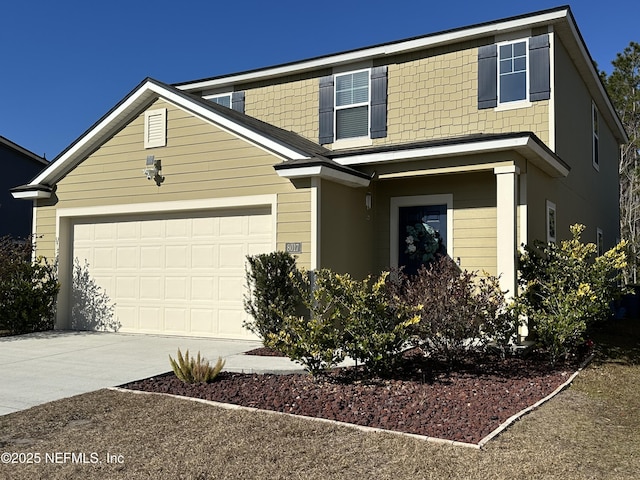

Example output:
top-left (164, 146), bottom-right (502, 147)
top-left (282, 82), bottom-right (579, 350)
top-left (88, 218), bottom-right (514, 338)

top-left (144, 108), bottom-right (167, 148)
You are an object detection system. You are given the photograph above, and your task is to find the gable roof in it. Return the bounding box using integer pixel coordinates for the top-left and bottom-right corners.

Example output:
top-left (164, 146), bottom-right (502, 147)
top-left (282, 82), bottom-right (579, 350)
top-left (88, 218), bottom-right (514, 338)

top-left (12, 78), bottom-right (370, 198)
top-left (175, 5), bottom-right (626, 144)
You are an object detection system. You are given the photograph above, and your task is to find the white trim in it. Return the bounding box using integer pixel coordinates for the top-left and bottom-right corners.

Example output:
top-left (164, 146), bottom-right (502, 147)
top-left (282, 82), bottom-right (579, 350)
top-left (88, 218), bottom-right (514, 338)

top-left (311, 179), bottom-right (320, 270)
top-left (54, 194), bottom-right (278, 330)
top-left (28, 80), bottom-right (310, 189)
top-left (202, 92), bottom-right (232, 107)
top-left (495, 166), bottom-right (520, 298)
top-left (519, 173), bottom-right (528, 248)
top-left (144, 108), bottom-right (167, 148)
top-left (177, 10), bottom-right (568, 92)
top-left (334, 68), bottom-right (371, 142)
top-left (389, 194), bottom-right (454, 268)
top-left (336, 135), bottom-right (569, 178)
top-left (55, 195), bottom-right (278, 221)
top-left (275, 165), bottom-right (370, 188)
top-left (546, 199), bottom-right (557, 243)
top-left (11, 189), bottom-right (52, 199)
top-left (496, 37), bottom-right (530, 107)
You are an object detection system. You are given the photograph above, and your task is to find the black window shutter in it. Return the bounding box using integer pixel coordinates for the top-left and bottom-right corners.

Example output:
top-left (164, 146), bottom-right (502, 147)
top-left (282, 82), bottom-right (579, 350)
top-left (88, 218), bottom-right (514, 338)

top-left (370, 65), bottom-right (388, 139)
top-left (477, 44), bottom-right (498, 109)
top-left (232, 91), bottom-right (245, 113)
top-left (319, 75), bottom-right (334, 144)
top-left (529, 34), bottom-right (550, 101)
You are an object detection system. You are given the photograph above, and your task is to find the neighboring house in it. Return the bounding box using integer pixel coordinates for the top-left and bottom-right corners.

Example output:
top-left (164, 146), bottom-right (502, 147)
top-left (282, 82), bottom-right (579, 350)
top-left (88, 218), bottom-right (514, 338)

top-left (1, 136), bottom-right (48, 238)
top-left (11, 6), bottom-right (627, 340)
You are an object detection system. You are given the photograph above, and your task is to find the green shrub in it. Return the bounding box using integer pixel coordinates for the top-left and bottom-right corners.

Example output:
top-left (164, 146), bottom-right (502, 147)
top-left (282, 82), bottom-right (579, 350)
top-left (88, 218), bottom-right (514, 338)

top-left (265, 269), bottom-right (346, 377)
top-left (169, 348), bottom-right (225, 383)
top-left (244, 251), bottom-right (301, 341)
top-left (0, 236), bottom-right (59, 334)
top-left (398, 257), bottom-right (510, 364)
top-left (518, 224), bottom-right (627, 364)
top-left (341, 272), bottom-right (420, 377)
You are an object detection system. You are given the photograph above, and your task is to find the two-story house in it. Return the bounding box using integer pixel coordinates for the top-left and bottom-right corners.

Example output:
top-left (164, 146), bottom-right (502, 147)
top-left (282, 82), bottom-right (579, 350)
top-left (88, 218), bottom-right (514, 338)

top-left (11, 6), bottom-right (627, 339)
top-left (1, 136), bottom-right (48, 238)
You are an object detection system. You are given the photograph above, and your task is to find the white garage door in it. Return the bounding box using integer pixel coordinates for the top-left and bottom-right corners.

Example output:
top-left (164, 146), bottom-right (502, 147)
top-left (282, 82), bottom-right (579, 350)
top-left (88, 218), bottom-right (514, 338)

top-left (71, 208), bottom-right (272, 339)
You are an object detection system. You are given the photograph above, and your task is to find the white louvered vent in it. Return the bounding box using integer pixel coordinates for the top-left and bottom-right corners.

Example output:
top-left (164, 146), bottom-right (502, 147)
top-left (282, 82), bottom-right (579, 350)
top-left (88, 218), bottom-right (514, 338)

top-left (144, 108), bottom-right (167, 148)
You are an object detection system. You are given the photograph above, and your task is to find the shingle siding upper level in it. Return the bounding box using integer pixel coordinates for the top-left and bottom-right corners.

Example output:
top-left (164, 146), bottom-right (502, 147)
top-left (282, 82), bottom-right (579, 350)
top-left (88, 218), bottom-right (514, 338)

top-left (175, 6), bottom-right (626, 155)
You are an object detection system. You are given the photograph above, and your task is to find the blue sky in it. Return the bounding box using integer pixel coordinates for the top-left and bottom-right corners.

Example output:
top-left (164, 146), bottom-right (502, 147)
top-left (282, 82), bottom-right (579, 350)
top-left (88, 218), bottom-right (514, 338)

top-left (1, 1), bottom-right (638, 161)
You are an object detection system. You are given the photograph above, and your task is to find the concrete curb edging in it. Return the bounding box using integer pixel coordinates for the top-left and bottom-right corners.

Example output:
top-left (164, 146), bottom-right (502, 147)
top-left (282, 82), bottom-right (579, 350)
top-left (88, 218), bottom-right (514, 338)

top-left (477, 352), bottom-right (596, 448)
top-left (108, 354), bottom-right (593, 451)
top-left (107, 386), bottom-right (481, 449)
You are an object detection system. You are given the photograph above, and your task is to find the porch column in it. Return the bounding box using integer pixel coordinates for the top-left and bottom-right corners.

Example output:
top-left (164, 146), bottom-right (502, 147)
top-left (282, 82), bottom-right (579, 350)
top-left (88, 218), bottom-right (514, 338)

top-left (494, 166), bottom-right (519, 299)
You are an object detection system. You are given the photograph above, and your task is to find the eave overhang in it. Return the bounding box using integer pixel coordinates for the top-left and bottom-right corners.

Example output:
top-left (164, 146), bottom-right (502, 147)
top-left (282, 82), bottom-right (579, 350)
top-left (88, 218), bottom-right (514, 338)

top-left (16, 78), bottom-right (323, 197)
top-left (274, 158), bottom-right (371, 188)
top-left (10, 184), bottom-right (52, 199)
top-left (330, 133), bottom-right (570, 178)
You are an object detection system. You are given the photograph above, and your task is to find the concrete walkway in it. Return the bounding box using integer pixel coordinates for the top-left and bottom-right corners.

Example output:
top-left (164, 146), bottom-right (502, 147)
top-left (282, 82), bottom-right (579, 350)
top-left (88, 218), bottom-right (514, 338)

top-left (0, 330), bottom-right (305, 416)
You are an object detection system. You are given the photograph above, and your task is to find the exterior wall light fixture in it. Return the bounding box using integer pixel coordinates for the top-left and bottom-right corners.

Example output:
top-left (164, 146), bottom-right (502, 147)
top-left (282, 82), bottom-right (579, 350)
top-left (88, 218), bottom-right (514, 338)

top-left (143, 155), bottom-right (165, 186)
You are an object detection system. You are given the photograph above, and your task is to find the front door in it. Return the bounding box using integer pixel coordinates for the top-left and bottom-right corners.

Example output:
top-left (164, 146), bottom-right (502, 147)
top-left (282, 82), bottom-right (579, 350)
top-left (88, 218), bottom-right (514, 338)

top-left (398, 204), bottom-right (447, 276)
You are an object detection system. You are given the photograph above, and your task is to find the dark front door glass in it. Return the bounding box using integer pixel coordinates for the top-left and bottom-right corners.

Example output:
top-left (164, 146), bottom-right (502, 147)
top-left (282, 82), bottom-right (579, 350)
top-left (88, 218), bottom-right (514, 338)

top-left (398, 205), bottom-right (447, 276)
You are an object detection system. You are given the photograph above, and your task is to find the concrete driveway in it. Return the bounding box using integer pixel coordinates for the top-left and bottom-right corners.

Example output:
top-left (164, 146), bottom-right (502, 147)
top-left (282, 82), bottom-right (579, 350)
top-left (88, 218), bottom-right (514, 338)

top-left (0, 330), bottom-right (302, 416)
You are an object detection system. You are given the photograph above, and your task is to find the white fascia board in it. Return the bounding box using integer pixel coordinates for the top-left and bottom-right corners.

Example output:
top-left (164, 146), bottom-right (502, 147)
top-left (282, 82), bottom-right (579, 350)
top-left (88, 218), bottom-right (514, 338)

top-left (28, 80), bottom-right (309, 188)
top-left (336, 135), bottom-right (569, 178)
top-left (177, 9), bottom-right (568, 92)
top-left (336, 137), bottom-right (532, 166)
top-left (11, 190), bottom-right (51, 200)
top-left (30, 85), bottom-right (156, 186)
top-left (146, 83), bottom-right (309, 161)
top-left (276, 165), bottom-right (370, 188)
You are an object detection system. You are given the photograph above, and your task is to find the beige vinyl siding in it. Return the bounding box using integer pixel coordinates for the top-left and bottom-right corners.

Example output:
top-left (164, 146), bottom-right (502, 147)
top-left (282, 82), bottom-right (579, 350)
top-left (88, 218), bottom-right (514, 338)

top-left (375, 171), bottom-right (497, 276)
top-left (276, 190), bottom-right (312, 268)
top-left (244, 74), bottom-right (320, 144)
top-left (319, 179), bottom-right (373, 279)
top-left (382, 43), bottom-right (549, 147)
top-left (233, 37), bottom-right (549, 148)
top-left (34, 98), bottom-right (313, 269)
top-left (553, 38), bottom-right (620, 247)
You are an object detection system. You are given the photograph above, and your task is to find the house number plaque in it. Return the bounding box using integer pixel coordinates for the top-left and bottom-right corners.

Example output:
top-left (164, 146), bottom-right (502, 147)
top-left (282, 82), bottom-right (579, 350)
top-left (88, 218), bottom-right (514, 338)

top-left (285, 242), bottom-right (302, 254)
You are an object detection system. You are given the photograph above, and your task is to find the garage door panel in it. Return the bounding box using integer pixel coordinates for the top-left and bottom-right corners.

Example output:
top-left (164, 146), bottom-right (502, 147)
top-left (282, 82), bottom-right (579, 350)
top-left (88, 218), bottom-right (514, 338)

top-left (139, 276), bottom-right (163, 301)
top-left (141, 246), bottom-right (163, 269)
top-left (191, 245), bottom-right (216, 269)
top-left (164, 277), bottom-right (187, 301)
top-left (116, 246), bottom-right (138, 269)
top-left (165, 245), bottom-right (189, 268)
top-left (71, 208), bottom-right (271, 339)
top-left (115, 277), bottom-right (138, 300)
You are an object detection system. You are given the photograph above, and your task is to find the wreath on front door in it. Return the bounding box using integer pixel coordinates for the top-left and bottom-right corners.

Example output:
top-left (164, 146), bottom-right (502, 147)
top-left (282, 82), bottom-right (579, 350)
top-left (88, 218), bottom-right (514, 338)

top-left (405, 219), bottom-right (441, 264)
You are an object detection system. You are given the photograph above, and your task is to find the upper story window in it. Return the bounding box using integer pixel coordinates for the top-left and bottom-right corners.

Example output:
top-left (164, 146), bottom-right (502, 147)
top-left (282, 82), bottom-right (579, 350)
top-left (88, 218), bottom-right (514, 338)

top-left (203, 91), bottom-right (245, 113)
top-left (206, 93), bottom-right (231, 108)
top-left (318, 66), bottom-right (387, 145)
top-left (592, 102), bottom-right (600, 170)
top-left (478, 34), bottom-right (550, 110)
top-left (498, 40), bottom-right (528, 104)
top-left (335, 70), bottom-right (370, 139)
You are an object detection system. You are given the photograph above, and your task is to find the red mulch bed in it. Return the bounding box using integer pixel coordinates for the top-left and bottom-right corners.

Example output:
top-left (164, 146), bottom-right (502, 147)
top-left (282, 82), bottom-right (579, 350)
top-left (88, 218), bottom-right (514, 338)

top-left (120, 350), bottom-right (582, 445)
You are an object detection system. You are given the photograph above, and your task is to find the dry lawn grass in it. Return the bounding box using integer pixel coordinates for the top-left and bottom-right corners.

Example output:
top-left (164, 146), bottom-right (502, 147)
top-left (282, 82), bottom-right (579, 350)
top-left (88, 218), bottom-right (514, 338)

top-left (0, 318), bottom-right (638, 480)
